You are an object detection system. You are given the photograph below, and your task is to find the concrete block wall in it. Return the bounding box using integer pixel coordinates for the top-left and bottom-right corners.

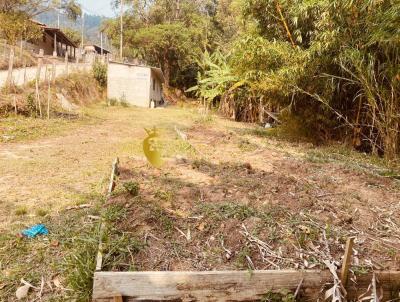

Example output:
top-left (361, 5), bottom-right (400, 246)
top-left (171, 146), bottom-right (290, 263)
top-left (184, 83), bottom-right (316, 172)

top-left (107, 63), bottom-right (151, 107)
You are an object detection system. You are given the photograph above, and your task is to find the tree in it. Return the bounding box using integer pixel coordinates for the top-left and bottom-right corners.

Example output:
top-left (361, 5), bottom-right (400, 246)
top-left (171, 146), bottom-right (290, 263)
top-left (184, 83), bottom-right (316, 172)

top-left (63, 28), bottom-right (81, 45)
top-left (0, 12), bottom-right (41, 44)
top-left (0, 0), bottom-right (82, 45)
top-left (131, 22), bottom-right (202, 87)
top-left (0, 0), bottom-right (82, 19)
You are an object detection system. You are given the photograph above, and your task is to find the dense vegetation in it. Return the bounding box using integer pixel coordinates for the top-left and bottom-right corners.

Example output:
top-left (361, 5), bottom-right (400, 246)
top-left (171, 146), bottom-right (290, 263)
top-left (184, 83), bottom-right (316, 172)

top-left (104, 0), bottom-right (399, 159)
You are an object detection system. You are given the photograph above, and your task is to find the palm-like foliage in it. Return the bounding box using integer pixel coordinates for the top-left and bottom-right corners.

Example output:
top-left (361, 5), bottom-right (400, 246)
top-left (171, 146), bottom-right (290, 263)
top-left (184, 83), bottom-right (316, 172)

top-left (187, 50), bottom-right (238, 102)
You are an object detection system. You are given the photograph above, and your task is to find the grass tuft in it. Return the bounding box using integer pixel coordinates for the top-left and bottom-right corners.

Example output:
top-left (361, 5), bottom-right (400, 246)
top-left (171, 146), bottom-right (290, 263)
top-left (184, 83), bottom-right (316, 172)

top-left (15, 206), bottom-right (28, 216)
top-left (35, 208), bottom-right (48, 217)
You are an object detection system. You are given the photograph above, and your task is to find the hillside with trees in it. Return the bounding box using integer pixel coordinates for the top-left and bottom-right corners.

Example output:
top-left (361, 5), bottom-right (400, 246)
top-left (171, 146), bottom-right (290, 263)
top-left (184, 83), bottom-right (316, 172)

top-left (37, 10), bottom-right (108, 46)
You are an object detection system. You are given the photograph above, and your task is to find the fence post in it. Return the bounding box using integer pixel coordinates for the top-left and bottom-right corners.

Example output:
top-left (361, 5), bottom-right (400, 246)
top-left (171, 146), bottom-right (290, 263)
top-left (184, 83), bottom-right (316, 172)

top-left (47, 77), bottom-right (51, 119)
top-left (36, 49), bottom-right (44, 81)
top-left (23, 56), bottom-right (27, 85)
top-left (36, 49), bottom-right (44, 118)
top-left (6, 46), bottom-right (14, 87)
top-left (52, 61), bottom-right (56, 84)
top-left (65, 52), bottom-right (69, 75)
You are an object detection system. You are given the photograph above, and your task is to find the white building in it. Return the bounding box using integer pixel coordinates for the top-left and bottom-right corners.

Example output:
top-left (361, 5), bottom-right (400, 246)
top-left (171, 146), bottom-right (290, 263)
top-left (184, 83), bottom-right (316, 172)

top-left (107, 61), bottom-right (164, 108)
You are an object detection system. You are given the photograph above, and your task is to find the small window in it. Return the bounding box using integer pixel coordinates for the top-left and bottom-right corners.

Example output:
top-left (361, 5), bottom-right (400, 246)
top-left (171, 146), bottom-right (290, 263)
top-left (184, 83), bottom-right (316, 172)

top-left (153, 78), bottom-right (156, 91)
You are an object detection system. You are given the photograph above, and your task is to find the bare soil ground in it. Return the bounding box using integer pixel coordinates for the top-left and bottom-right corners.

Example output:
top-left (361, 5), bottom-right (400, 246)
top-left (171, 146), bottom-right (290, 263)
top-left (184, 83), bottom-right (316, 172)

top-left (0, 104), bottom-right (399, 301)
top-left (106, 118), bottom-right (400, 275)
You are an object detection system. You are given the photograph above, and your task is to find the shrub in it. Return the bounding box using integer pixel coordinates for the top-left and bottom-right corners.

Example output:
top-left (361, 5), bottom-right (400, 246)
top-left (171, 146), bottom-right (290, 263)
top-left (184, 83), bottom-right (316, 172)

top-left (107, 98), bottom-right (117, 106)
top-left (26, 93), bottom-right (36, 117)
top-left (92, 61), bottom-right (107, 87)
top-left (119, 95), bottom-right (129, 107)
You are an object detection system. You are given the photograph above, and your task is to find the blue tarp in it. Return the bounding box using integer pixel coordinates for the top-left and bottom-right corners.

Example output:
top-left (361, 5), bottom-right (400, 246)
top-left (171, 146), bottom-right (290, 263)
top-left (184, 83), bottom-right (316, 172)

top-left (21, 224), bottom-right (49, 238)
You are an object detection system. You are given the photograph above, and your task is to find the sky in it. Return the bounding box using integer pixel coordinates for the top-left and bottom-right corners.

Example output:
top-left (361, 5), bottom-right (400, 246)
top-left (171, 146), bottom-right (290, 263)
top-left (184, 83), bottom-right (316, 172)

top-left (78, 0), bottom-right (116, 17)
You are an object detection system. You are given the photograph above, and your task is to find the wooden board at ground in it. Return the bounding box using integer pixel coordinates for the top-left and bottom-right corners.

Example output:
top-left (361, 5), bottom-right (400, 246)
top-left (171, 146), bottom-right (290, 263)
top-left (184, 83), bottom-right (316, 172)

top-left (92, 270), bottom-right (400, 301)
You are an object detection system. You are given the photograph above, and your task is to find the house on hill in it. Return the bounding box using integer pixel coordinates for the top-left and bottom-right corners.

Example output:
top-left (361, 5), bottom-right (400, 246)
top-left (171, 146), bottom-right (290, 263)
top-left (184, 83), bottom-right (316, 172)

top-left (25, 21), bottom-right (78, 59)
top-left (107, 61), bottom-right (164, 108)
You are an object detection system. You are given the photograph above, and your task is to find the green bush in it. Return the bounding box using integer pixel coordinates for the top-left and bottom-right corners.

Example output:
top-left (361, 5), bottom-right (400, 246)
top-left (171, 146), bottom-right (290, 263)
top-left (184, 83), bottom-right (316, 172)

top-left (26, 93), bottom-right (36, 117)
top-left (107, 98), bottom-right (117, 106)
top-left (92, 61), bottom-right (107, 87)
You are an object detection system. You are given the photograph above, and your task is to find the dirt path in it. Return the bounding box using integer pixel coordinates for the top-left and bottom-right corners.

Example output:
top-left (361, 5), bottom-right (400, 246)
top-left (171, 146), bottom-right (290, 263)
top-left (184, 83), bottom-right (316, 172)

top-left (0, 106), bottom-right (197, 230)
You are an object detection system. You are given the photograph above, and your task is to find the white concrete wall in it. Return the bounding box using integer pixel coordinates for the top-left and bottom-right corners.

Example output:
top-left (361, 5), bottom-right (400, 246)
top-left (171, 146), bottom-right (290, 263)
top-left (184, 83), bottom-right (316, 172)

top-left (107, 62), bottom-right (151, 107)
top-left (0, 62), bottom-right (91, 88)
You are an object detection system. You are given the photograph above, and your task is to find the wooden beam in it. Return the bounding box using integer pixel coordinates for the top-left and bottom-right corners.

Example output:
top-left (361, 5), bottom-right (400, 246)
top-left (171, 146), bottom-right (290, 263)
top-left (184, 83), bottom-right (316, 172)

top-left (92, 271), bottom-right (400, 302)
top-left (93, 270), bottom-right (329, 301)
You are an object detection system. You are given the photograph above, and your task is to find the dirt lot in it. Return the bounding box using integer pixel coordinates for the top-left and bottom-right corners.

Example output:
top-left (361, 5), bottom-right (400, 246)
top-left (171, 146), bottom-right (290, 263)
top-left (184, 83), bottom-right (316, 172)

top-left (106, 119), bottom-right (400, 276)
top-left (0, 104), bottom-right (399, 300)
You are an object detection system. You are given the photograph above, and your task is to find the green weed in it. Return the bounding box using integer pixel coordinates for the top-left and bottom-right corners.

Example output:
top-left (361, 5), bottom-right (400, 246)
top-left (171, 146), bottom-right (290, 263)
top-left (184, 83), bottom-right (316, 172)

top-left (197, 203), bottom-right (256, 221)
top-left (235, 246), bottom-right (251, 269)
top-left (150, 205), bottom-right (174, 234)
top-left (238, 139), bottom-right (258, 152)
top-left (194, 114), bottom-right (214, 124)
top-left (123, 181), bottom-right (140, 197)
top-left (107, 98), bottom-right (118, 106)
top-left (261, 290), bottom-right (296, 302)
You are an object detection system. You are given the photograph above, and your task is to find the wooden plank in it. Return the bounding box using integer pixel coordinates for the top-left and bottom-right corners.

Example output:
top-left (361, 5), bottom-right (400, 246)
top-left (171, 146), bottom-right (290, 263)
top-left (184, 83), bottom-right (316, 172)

top-left (113, 295), bottom-right (123, 302)
top-left (340, 236), bottom-right (355, 286)
top-left (92, 271), bottom-right (400, 302)
top-left (96, 158), bottom-right (119, 272)
top-left (108, 158), bottom-right (119, 196)
top-left (95, 223), bottom-right (105, 272)
top-left (93, 270), bottom-right (331, 301)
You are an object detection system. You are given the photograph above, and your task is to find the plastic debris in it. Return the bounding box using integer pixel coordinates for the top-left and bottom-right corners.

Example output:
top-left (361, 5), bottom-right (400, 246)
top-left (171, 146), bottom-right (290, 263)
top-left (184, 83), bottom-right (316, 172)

top-left (21, 224), bottom-right (49, 238)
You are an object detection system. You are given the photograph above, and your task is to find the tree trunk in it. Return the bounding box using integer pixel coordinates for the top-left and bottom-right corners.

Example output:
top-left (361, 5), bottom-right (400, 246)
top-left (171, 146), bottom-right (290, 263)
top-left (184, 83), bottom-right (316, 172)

top-left (163, 54), bottom-right (170, 88)
top-left (259, 97), bottom-right (264, 124)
